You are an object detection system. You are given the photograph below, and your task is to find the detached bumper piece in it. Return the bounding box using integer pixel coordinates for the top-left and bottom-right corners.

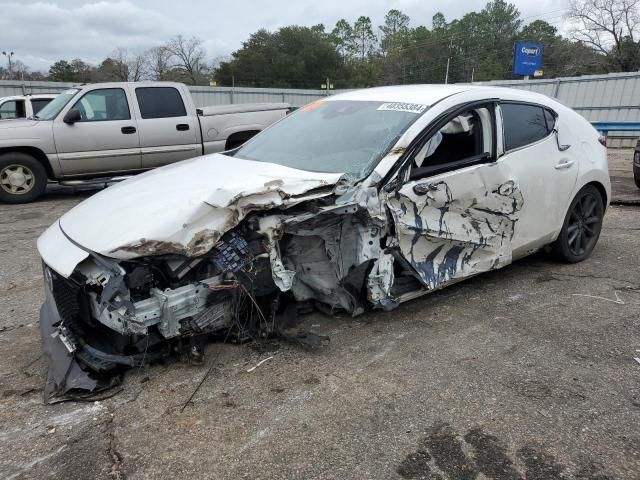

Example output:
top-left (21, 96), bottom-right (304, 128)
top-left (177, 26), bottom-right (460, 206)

top-left (40, 267), bottom-right (165, 403)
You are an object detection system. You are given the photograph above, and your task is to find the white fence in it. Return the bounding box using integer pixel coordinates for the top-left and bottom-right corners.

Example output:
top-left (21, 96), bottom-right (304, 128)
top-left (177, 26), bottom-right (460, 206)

top-left (3, 71), bottom-right (640, 147)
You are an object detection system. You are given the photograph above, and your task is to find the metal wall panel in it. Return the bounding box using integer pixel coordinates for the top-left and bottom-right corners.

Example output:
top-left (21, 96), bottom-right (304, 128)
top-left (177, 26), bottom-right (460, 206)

top-left (478, 72), bottom-right (640, 147)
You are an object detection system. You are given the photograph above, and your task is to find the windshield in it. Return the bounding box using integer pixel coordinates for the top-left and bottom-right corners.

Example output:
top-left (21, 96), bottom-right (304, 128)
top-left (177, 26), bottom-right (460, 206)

top-left (35, 89), bottom-right (79, 120)
top-left (233, 100), bottom-right (425, 180)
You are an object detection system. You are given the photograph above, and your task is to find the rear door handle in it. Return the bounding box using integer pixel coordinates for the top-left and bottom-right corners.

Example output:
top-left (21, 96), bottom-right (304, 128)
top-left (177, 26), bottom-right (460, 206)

top-left (176, 124), bottom-right (190, 131)
top-left (121, 126), bottom-right (136, 134)
top-left (555, 159), bottom-right (575, 170)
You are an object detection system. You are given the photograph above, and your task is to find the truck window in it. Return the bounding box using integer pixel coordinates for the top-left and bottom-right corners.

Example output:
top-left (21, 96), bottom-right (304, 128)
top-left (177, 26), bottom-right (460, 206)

top-left (0, 100), bottom-right (26, 119)
top-left (31, 98), bottom-right (53, 115)
top-left (71, 88), bottom-right (130, 122)
top-left (135, 87), bottom-right (187, 119)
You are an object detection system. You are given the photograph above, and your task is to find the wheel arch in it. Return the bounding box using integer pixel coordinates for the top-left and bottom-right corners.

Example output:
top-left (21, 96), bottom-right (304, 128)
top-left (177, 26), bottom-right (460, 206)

top-left (586, 180), bottom-right (608, 207)
top-left (0, 146), bottom-right (54, 179)
top-left (224, 130), bottom-right (261, 150)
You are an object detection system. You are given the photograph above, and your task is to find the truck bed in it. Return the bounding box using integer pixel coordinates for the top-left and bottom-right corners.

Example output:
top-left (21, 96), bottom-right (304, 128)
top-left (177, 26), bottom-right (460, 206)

top-left (199, 103), bottom-right (290, 116)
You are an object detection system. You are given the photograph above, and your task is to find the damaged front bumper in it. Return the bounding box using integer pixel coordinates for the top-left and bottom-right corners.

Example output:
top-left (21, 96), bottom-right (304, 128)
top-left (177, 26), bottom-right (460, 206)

top-left (40, 264), bottom-right (171, 402)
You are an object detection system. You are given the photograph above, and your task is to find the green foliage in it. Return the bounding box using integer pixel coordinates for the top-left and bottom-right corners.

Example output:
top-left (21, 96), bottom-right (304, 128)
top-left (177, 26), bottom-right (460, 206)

top-left (42, 0), bottom-right (634, 87)
top-left (215, 26), bottom-right (348, 88)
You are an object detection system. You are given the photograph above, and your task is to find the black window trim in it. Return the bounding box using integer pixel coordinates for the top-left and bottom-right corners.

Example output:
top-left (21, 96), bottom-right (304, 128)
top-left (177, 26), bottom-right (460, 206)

top-left (382, 98), bottom-right (499, 191)
top-left (499, 100), bottom-right (557, 155)
top-left (71, 87), bottom-right (131, 123)
top-left (134, 86), bottom-right (187, 119)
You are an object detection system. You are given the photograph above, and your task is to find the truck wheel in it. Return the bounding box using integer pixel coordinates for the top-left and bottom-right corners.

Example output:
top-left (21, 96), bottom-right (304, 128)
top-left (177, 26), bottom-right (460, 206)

top-left (0, 153), bottom-right (48, 204)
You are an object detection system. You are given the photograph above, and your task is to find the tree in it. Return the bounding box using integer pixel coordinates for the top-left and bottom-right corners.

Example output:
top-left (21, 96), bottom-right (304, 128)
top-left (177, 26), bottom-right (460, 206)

top-left (145, 46), bottom-right (172, 81)
top-left (215, 25), bottom-right (348, 88)
top-left (568, 0), bottom-right (640, 70)
top-left (331, 19), bottom-right (354, 58)
top-left (352, 16), bottom-right (377, 60)
top-left (165, 35), bottom-right (208, 85)
top-left (379, 9), bottom-right (410, 53)
top-left (48, 60), bottom-right (74, 82)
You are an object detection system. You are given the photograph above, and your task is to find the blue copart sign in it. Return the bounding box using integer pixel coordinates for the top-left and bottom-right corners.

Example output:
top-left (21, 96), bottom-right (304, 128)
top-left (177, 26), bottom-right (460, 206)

top-left (513, 42), bottom-right (543, 76)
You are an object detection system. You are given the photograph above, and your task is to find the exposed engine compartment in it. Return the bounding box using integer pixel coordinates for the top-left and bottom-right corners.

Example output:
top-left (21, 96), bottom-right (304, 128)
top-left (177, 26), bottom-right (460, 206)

top-left (42, 191), bottom-right (421, 401)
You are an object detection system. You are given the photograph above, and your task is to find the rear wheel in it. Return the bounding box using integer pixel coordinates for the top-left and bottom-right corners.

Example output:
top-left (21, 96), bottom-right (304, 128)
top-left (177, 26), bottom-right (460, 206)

top-left (634, 151), bottom-right (640, 188)
top-left (0, 153), bottom-right (48, 204)
top-left (551, 185), bottom-right (604, 263)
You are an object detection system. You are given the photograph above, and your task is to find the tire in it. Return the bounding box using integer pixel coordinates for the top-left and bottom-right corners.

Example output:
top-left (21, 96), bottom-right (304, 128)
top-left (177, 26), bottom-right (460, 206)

top-left (0, 152), bottom-right (48, 204)
top-left (551, 184), bottom-right (604, 263)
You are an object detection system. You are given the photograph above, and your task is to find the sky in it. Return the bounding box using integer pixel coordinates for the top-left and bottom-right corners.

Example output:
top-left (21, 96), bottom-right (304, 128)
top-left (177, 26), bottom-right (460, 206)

top-left (0, 0), bottom-right (569, 73)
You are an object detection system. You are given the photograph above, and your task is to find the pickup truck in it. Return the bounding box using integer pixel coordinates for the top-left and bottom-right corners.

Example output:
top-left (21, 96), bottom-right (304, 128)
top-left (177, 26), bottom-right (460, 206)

top-left (0, 81), bottom-right (291, 203)
top-left (0, 93), bottom-right (57, 120)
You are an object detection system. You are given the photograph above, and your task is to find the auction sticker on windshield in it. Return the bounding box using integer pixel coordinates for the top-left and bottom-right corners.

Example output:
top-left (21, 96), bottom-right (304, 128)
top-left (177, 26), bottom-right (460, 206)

top-left (377, 102), bottom-right (427, 114)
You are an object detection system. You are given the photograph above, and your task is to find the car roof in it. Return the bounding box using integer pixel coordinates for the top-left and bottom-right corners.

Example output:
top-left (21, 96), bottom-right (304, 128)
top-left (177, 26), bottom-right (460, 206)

top-left (0, 93), bottom-right (57, 101)
top-left (328, 84), bottom-right (556, 107)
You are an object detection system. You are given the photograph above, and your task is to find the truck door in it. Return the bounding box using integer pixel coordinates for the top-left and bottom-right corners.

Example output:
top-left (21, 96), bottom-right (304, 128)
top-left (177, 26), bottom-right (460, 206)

top-left (133, 86), bottom-right (200, 168)
top-left (52, 87), bottom-right (141, 175)
top-left (385, 102), bottom-right (525, 291)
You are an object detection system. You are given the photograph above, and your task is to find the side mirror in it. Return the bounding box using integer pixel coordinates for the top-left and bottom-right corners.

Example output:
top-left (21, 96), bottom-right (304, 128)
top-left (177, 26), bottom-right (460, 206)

top-left (63, 109), bottom-right (81, 124)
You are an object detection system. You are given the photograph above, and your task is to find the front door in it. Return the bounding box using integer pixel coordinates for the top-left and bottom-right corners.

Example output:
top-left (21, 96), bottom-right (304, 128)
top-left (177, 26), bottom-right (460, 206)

top-left (53, 87), bottom-right (141, 176)
top-left (385, 103), bottom-right (525, 291)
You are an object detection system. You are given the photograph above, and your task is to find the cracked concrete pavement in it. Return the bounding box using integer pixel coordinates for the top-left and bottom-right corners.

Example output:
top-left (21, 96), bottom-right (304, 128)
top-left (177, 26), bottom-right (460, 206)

top-left (0, 152), bottom-right (639, 479)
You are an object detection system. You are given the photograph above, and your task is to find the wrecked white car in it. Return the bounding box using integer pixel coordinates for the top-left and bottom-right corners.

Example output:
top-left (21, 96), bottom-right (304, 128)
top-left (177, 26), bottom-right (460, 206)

top-left (37, 85), bottom-right (611, 400)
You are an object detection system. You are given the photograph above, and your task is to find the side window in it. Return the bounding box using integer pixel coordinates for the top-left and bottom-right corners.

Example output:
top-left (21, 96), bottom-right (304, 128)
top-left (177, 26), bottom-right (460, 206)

top-left (135, 87), bottom-right (187, 119)
top-left (501, 103), bottom-right (550, 151)
top-left (71, 88), bottom-right (130, 121)
top-left (0, 100), bottom-right (25, 119)
top-left (411, 106), bottom-right (492, 172)
top-left (31, 98), bottom-right (53, 115)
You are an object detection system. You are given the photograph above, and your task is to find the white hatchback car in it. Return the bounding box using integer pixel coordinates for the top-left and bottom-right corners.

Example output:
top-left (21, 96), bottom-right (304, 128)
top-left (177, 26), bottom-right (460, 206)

top-left (37, 85), bottom-right (610, 398)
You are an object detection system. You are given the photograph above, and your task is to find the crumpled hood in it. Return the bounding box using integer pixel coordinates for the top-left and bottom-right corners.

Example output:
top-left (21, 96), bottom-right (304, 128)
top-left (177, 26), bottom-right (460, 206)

top-left (57, 153), bottom-right (343, 259)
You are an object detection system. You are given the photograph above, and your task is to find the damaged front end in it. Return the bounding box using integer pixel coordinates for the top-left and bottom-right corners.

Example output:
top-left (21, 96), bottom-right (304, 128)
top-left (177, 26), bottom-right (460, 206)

top-left (38, 181), bottom-right (402, 402)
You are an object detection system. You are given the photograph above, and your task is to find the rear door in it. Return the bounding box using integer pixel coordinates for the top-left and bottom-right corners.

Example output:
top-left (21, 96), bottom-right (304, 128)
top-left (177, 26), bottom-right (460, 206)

top-left (53, 87), bottom-right (141, 175)
top-left (133, 86), bottom-right (200, 168)
top-left (385, 102), bottom-right (525, 291)
top-left (497, 102), bottom-right (578, 255)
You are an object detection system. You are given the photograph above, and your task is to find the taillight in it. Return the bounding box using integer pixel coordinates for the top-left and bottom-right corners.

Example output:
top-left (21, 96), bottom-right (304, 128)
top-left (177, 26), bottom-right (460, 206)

top-left (598, 135), bottom-right (607, 147)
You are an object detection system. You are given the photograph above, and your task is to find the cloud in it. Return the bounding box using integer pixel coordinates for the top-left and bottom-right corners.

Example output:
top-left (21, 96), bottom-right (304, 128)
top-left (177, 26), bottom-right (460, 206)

top-left (0, 1), bottom-right (183, 71)
top-left (0, 0), bottom-right (569, 73)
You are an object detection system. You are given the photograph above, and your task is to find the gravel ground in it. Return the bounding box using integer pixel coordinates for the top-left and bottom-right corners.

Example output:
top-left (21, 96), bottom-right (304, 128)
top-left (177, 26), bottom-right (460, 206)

top-left (0, 152), bottom-right (638, 480)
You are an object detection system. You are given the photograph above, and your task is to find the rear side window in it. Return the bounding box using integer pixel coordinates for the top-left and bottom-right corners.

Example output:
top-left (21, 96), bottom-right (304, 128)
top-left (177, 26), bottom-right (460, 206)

top-left (501, 103), bottom-right (551, 151)
top-left (31, 98), bottom-right (53, 115)
top-left (136, 87), bottom-right (187, 119)
top-left (0, 100), bottom-right (25, 119)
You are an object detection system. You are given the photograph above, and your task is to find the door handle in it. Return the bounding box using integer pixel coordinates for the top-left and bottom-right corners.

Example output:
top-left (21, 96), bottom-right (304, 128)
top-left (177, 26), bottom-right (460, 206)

top-left (555, 159), bottom-right (575, 170)
top-left (176, 124), bottom-right (190, 131)
top-left (121, 126), bottom-right (136, 134)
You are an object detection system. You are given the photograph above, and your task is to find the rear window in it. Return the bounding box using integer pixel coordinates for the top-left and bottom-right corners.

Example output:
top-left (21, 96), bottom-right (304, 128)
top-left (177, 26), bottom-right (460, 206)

top-left (31, 98), bottom-right (53, 115)
top-left (136, 87), bottom-right (187, 119)
top-left (501, 103), bottom-right (551, 151)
